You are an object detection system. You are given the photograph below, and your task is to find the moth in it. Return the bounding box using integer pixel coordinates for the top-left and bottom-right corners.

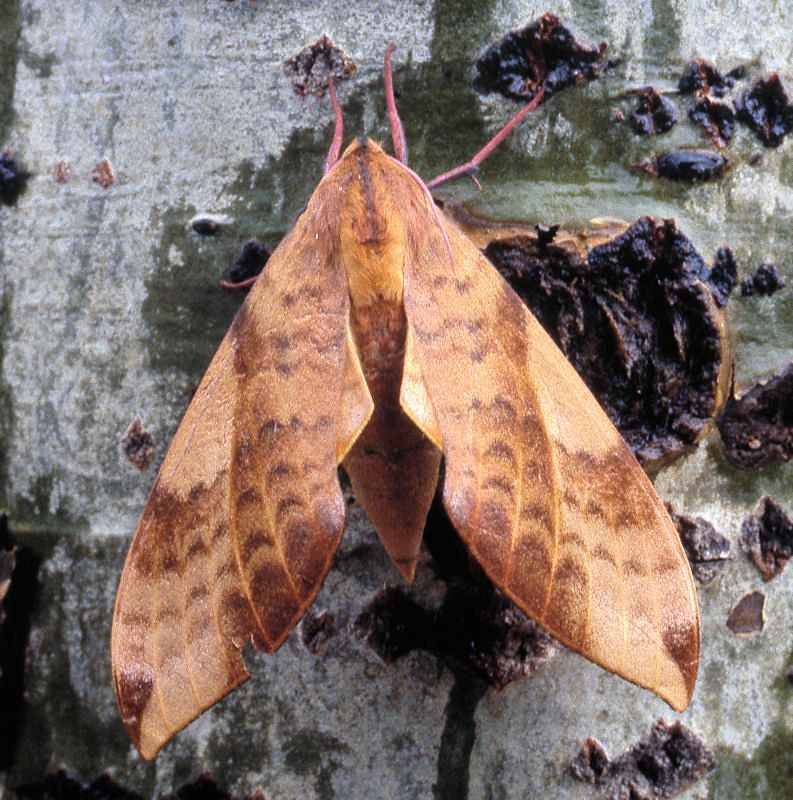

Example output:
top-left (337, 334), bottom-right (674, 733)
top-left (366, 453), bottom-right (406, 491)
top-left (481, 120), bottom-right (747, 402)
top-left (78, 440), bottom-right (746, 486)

top-left (112, 47), bottom-right (700, 759)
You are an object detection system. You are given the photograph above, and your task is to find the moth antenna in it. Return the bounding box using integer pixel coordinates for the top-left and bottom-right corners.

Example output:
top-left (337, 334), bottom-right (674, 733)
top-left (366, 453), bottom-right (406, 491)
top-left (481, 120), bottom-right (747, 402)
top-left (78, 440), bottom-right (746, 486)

top-left (324, 75), bottom-right (344, 175)
top-left (384, 45), bottom-right (408, 164)
top-left (219, 274), bottom-right (259, 290)
top-left (427, 87), bottom-right (546, 189)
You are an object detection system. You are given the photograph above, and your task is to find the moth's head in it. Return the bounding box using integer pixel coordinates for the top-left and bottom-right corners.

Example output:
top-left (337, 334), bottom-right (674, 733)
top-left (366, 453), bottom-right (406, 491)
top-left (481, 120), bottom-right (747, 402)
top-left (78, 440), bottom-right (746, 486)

top-left (341, 136), bottom-right (385, 158)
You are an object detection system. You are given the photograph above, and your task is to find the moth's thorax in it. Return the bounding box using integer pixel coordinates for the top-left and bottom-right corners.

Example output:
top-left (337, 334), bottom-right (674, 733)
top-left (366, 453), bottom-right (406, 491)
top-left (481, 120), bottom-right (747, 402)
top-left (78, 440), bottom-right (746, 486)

top-left (338, 140), bottom-right (407, 310)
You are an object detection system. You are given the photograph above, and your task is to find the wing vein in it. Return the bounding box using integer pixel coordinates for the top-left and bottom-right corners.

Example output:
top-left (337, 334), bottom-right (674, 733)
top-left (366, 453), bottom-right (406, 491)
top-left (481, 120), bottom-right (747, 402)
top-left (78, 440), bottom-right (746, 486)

top-left (505, 421), bottom-right (524, 592)
top-left (643, 488), bottom-right (663, 693)
top-left (227, 391), bottom-right (272, 648)
top-left (177, 548), bottom-right (205, 712)
top-left (152, 603), bottom-right (176, 734)
top-left (537, 382), bottom-right (562, 622)
top-left (616, 519), bottom-right (630, 683)
top-left (471, 412), bottom-right (483, 561)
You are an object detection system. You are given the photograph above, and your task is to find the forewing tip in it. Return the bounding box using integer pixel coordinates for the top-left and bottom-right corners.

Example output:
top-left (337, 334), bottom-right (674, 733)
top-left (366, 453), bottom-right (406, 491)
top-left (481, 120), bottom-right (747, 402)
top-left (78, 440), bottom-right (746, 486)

top-left (127, 669), bottom-right (251, 760)
top-left (663, 681), bottom-right (695, 713)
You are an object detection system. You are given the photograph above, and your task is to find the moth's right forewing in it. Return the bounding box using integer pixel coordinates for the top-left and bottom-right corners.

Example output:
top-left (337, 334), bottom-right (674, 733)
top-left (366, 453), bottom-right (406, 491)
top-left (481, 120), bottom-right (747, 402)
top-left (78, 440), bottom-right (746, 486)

top-left (112, 176), bottom-right (372, 759)
top-left (401, 206), bottom-right (700, 711)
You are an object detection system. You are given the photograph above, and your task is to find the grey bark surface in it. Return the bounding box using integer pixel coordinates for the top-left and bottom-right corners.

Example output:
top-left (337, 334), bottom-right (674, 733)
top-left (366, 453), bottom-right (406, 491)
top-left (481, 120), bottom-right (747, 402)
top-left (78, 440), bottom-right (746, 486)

top-left (1, 1), bottom-right (791, 798)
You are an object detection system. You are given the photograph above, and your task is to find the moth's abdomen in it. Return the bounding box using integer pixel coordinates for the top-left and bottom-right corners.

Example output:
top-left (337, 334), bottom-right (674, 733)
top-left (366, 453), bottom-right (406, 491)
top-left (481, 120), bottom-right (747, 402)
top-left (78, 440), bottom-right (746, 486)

top-left (343, 294), bottom-right (441, 580)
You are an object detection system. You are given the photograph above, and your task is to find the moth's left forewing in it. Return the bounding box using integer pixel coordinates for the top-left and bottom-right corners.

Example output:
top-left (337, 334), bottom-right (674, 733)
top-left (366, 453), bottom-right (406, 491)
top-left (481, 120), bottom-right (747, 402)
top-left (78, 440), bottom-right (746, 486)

top-left (399, 199), bottom-right (700, 710)
top-left (112, 173), bottom-right (373, 758)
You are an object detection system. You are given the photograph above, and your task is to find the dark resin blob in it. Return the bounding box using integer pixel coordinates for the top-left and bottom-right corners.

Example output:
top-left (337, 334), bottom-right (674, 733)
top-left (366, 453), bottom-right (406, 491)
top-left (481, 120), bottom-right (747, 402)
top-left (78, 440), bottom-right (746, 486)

top-left (475, 13), bottom-right (607, 103)
top-left (484, 217), bottom-right (731, 468)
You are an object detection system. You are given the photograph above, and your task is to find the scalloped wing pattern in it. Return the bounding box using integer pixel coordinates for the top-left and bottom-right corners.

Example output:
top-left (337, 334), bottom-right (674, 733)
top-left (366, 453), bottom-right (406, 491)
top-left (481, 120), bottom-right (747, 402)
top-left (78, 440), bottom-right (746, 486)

top-left (111, 178), bottom-right (372, 758)
top-left (399, 187), bottom-right (700, 710)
